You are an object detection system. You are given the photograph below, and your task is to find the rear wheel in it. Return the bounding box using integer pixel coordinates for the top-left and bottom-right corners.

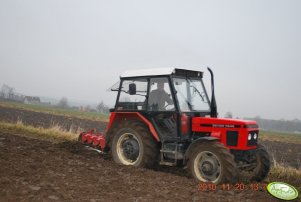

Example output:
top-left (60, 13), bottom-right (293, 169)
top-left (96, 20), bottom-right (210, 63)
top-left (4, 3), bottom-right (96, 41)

top-left (250, 143), bottom-right (271, 181)
top-left (187, 141), bottom-right (238, 184)
top-left (111, 121), bottom-right (159, 168)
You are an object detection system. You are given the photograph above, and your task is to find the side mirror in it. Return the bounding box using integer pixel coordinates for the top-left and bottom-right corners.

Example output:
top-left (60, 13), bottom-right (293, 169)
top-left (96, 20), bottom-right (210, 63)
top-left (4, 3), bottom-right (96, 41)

top-left (129, 83), bottom-right (136, 95)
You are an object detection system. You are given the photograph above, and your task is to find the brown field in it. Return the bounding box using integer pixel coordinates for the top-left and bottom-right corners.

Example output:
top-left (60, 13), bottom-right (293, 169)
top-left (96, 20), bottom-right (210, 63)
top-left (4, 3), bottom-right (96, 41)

top-left (0, 105), bottom-right (300, 201)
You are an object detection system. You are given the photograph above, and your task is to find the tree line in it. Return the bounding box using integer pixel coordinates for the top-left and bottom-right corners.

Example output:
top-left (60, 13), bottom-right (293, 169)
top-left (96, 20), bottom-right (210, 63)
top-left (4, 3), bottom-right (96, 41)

top-left (250, 117), bottom-right (301, 133)
top-left (56, 97), bottom-right (110, 114)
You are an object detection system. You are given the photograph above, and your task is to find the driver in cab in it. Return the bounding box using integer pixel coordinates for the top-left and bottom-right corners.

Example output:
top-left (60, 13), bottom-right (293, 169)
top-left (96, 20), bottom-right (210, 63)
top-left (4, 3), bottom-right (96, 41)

top-left (148, 81), bottom-right (173, 111)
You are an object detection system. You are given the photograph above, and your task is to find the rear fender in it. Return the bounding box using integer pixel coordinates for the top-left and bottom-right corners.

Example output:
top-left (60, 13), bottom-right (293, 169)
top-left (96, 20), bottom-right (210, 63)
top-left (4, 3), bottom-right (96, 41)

top-left (106, 112), bottom-right (160, 142)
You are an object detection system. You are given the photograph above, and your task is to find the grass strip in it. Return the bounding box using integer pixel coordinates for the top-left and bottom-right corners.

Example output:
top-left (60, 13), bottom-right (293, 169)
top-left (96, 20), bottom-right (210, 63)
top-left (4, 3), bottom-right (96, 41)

top-left (0, 121), bottom-right (78, 143)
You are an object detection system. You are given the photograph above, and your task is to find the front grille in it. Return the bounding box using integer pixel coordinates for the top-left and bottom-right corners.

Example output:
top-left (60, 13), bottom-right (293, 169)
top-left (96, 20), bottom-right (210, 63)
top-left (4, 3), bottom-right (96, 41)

top-left (226, 131), bottom-right (238, 146)
top-left (247, 131), bottom-right (258, 146)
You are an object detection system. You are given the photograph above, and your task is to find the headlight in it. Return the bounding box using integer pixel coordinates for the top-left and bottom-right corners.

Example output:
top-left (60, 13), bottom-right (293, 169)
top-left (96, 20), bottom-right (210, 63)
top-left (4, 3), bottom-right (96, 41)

top-left (254, 133), bottom-right (257, 139)
top-left (248, 133), bottom-right (252, 140)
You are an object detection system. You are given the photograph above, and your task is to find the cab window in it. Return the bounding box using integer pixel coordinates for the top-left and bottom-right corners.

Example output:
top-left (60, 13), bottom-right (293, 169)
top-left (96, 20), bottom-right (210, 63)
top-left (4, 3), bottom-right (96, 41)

top-left (116, 79), bottom-right (148, 110)
top-left (148, 78), bottom-right (175, 111)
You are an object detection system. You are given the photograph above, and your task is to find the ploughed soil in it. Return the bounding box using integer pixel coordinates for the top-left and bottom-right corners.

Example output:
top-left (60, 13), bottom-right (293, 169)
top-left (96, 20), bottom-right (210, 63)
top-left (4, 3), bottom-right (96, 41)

top-left (0, 131), bottom-right (277, 202)
top-left (0, 106), bottom-right (106, 132)
top-left (262, 140), bottom-right (301, 169)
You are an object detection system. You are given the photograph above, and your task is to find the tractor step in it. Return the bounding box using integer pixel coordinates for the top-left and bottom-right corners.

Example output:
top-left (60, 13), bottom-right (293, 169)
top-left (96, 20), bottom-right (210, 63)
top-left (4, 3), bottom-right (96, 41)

top-left (159, 142), bottom-right (184, 166)
top-left (159, 161), bottom-right (177, 166)
top-left (160, 150), bottom-right (176, 154)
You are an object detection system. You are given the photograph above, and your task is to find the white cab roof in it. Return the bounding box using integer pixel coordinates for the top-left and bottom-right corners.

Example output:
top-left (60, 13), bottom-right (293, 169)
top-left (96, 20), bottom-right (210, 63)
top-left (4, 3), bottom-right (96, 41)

top-left (120, 68), bottom-right (201, 78)
top-left (121, 68), bottom-right (174, 78)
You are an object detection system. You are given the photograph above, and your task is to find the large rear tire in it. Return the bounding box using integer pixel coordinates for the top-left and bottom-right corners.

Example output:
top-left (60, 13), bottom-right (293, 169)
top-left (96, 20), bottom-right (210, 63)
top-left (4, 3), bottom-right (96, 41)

top-left (250, 143), bottom-right (271, 181)
top-left (187, 141), bottom-right (238, 184)
top-left (110, 121), bottom-right (159, 168)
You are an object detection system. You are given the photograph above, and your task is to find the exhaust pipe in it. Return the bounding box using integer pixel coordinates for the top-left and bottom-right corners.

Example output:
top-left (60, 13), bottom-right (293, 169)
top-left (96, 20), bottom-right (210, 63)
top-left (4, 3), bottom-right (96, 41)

top-left (207, 67), bottom-right (217, 118)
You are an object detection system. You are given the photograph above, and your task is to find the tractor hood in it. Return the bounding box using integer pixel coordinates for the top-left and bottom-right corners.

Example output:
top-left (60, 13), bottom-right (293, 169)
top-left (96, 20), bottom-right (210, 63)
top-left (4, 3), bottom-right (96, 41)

top-left (192, 117), bottom-right (258, 130)
top-left (191, 117), bottom-right (259, 150)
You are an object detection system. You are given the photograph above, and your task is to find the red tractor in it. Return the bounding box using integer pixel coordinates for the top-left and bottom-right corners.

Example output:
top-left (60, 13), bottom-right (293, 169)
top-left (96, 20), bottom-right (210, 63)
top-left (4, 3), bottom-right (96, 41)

top-left (79, 68), bottom-right (271, 184)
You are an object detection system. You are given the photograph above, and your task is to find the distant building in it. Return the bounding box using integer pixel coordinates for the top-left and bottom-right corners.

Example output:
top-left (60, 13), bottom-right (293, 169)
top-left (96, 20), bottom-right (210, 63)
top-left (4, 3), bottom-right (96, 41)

top-left (23, 96), bottom-right (41, 104)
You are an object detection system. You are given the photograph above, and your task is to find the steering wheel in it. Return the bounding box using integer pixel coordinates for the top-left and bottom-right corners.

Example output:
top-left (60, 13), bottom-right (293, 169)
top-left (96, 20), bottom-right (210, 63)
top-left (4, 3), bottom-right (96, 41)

top-left (163, 104), bottom-right (175, 111)
top-left (163, 103), bottom-right (170, 109)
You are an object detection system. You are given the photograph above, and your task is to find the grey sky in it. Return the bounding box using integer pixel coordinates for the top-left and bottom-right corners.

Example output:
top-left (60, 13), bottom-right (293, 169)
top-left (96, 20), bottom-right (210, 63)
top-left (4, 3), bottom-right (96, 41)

top-left (0, 0), bottom-right (300, 120)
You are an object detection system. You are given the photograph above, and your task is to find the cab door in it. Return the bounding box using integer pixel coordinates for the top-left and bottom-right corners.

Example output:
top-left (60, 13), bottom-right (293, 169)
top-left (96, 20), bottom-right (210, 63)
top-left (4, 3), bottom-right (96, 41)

top-left (147, 77), bottom-right (178, 140)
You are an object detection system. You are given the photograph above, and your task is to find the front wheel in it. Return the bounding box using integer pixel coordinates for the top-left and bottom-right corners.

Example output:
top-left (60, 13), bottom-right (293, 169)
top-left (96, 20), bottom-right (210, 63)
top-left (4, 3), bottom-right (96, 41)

top-left (187, 141), bottom-right (238, 184)
top-left (250, 143), bottom-right (271, 181)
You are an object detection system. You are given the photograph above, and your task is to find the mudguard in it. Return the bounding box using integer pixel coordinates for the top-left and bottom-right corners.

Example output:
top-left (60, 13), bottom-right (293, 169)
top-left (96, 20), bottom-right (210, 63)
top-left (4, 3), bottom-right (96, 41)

top-left (184, 136), bottom-right (218, 163)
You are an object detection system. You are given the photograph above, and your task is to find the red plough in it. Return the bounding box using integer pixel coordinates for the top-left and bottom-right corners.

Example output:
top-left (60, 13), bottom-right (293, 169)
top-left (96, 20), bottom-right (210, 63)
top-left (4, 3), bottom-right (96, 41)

top-left (78, 129), bottom-right (106, 154)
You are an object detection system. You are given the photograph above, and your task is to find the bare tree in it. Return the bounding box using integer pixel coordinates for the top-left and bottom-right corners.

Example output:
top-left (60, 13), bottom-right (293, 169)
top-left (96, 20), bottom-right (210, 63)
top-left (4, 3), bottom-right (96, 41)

top-left (1, 84), bottom-right (15, 99)
top-left (104, 106), bottom-right (110, 114)
top-left (57, 97), bottom-right (69, 109)
top-left (0, 88), bottom-right (4, 98)
top-left (97, 101), bottom-right (105, 113)
top-left (97, 100), bottom-right (110, 114)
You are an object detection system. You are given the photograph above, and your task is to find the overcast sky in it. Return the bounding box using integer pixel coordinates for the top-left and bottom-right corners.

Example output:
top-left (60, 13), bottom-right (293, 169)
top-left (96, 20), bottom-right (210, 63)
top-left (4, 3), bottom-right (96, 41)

top-left (0, 0), bottom-right (300, 120)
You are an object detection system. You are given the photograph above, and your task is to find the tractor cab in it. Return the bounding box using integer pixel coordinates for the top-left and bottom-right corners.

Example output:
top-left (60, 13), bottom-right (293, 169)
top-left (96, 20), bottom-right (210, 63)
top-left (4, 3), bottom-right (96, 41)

top-left (110, 68), bottom-right (211, 142)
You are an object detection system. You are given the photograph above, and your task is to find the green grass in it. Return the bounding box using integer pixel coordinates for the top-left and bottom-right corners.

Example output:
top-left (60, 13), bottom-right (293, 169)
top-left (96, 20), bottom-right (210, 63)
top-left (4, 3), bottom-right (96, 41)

top-left (0, 121), bottom-right (79, 143)
top-left (260, 130), bottom-right (301, 144)
top-left (0, 100), bottom-right (109, 122)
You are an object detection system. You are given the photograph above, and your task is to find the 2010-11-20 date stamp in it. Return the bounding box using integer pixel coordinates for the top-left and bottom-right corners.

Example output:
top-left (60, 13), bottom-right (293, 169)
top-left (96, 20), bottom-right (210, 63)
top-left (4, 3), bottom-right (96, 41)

top-left (198, 183), bottom-right (268, 192)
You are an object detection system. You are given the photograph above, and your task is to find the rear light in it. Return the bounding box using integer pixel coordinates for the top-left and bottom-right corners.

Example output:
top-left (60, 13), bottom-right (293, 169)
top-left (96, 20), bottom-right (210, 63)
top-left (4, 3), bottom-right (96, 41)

top-left (181, 114), bottom-right (189, 135)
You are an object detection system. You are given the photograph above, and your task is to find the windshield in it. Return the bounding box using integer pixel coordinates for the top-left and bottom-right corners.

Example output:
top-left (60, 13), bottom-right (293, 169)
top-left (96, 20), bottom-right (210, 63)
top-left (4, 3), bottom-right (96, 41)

top-left (173, 78), bottom-right (210, 112)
